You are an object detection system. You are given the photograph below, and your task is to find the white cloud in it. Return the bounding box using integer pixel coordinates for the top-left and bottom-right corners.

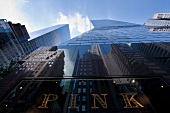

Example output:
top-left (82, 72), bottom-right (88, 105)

top-left (56, 12), bottom-right (94, 38)
top-left (0, 0), bottom-right (34, 33)
top-left (0, 1), bottom-right (94, 37)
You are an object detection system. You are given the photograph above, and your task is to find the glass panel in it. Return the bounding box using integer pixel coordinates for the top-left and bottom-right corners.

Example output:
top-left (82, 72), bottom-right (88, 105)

top-left (0, 78), bottom-right (169, 113)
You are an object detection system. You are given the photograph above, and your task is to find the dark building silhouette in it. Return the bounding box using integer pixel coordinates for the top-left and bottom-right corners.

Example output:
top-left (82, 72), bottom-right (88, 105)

top-left (8, 21), bottom-right (30, 43)
top-left (106, 44), bottom-right (168, 76)
top-left (0, 79), bottom-right (67, 113)
top-left (65, 79), bottom-right (157, 113)
top-left (0, 46), bottom-right (65, 104)
top-left (74, 45), bottom-right (109, 77)
top-left (0, 19), bottom-right (26, 70)
top-left (131, 42), bottom-right (170, 72)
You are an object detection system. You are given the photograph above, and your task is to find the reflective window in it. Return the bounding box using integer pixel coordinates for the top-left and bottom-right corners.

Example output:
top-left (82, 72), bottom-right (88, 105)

top-left (82, 105), bottom-right (86, 111)
top-left (82, 96), bottom-right (86, 101)
top-left (83, 88), bottom-right (86, 93)
top-left (78, 88), bottom-right (81, 93)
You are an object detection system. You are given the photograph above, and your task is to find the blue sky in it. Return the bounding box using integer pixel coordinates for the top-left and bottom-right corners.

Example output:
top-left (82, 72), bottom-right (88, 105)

top-left (0, 0), bottom-right (170, 38)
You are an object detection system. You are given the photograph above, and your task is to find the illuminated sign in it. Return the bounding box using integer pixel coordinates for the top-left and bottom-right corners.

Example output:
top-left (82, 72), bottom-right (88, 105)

top-left (38, 93), bottom-right (144, 109)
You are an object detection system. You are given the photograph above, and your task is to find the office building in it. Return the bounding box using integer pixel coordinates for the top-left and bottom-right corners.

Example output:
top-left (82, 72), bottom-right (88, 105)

top-left (145, 13), bottom-right (170, 27)
top-left (0, 46), bottom-right (65, 103)
top-left (16, 46), bottom-right (65, 78)
top-left (20, 24), bottom-right (71, 55)
top-left (0, 16), bottom-right (170, 113)
top-left (0, 20), bottom-right (70, 79)
top-left (8, 21), bottom-right (30, 43)
top-left (74, 45), bottom-right (109, 77)
top-left (29, 24), bottom-right (71, 48)
top-left (106, 43), bottom-right (168, 76)
top-left (144, 13), bottom-right (170, 32)
top-left (0, 19), bottom-right (26, 69)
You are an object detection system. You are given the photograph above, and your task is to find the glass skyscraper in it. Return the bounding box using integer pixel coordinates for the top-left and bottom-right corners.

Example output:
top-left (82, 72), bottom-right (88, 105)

top-left (0, 18), bottom-right (170, 113)
top-left (0, 20), bottom-right (71, 79)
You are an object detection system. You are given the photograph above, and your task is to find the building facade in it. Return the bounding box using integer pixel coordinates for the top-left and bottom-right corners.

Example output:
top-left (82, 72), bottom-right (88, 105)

top-left (0, 20), bottom-right (71, 80)
top-left (0, 46), bottom-right (65, 103)
top-left (0, 19), bottom-right (26, 69)
top-left (0, 18), bottom-right (170, 113)
top-left (144, 13), bottom-right (170, 32)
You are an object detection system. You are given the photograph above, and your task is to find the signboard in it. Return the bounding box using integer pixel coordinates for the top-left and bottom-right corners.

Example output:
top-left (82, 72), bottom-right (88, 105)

top-left (0, 78), bottom-right (169, 113)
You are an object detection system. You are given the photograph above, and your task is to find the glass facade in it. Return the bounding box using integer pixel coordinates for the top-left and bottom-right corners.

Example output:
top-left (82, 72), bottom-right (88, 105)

top-left (0, 19), bottom-right (26, 69)
top-left (0, 19), bottom-right (170, 113)
top-left (60, 20), bottom-right (170, 46)
top-left (29, 24), bottom-right (71, 47)
top-left (0, 78), bottom-right (169, 113)
top-left (0, 20), bottom-right (71, 71)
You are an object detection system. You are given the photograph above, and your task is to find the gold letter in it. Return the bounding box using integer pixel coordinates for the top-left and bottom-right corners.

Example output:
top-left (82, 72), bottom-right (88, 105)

top-left (38, 94), bottom-right (58, 108)
top-left (68, 94), bottom-right (79, 109)
top-left (91, 94), bottom-right (108, 109)
top-left (119, 93), bottom-right (144, 108)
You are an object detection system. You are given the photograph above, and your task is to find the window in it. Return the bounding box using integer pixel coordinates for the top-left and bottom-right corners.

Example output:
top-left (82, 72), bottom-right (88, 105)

top-left (83, 82), bottom-right (86, 85)
top-left (82, 105), bottom-right (86, 111)
top-left (90, 88), bottom-right (93, 93)
top-left (83, 88), bottom-right (86, 93)
top-left (78, 88), bottom-right (81, 93)
top-left (90, 82), bottom-right (93, 85)
top-left (79, 82), bottom-right (82, 85)
top-left (82, 96), bottom-right (86, 101)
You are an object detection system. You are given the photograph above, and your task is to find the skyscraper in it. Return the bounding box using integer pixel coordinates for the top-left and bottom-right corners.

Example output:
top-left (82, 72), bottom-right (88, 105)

top-left (8, 21), bottom-right (30, 43)
top-left (0, 20), bottom-right (71, 79)
top-left (74, 45), bottom-right (109, 77)
top-left (0, 19), bottom-right (26, 69)
top-left (145, 13), bottom-right (170, 32)
top-left (0, 17), bottom-right (170, 113)
top-left (0, 46), bottom-right (65, 102)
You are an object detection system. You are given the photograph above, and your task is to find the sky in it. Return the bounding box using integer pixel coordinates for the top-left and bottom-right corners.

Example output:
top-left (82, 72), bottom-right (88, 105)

top-left (0, 0), bottom-right (170, 38)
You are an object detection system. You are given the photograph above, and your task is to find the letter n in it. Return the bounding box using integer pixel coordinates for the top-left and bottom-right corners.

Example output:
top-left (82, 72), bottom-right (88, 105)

top-left (91, 94), bottom-right (108, 109)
